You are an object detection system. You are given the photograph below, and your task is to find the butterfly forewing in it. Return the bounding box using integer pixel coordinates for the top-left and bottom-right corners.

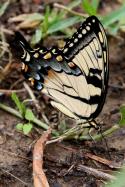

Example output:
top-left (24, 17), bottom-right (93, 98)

top-left (16, 16), bottom-right (108, 124)
top-left (62, 16), bottom-right (108, 119)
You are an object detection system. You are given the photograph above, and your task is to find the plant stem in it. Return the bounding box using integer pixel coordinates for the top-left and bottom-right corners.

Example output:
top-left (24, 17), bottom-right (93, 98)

top-left (0, 103), bottom-right (120, 140)
top-left (0, 103), bottom-right (22, 118)
top-left (0, 103), bottom-right (59, 136)
top-left (79, 124), bottom-right (120, 141)
top-left (54, 3), bottom-right (88, 18)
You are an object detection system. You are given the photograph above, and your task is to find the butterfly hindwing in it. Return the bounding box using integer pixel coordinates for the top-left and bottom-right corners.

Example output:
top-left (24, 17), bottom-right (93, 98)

top-left (15, 16), bottom-right (108, 123)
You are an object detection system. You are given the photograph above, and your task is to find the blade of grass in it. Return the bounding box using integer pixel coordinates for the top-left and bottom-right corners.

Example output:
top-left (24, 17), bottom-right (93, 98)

top-left (91, 0), bottom-right (100, 13)
top-left (102, 4), bottom-right (125, 27)
top-left (68, 0), bottom-right (82, 9)
top-left (11, 93), bottom-right (26, 116)
top-left (82, 0), bottom-right (96, 15)
top-left (0, 0), bottom-right (10, 17)
top-left (47, 16), bottom-right (81, 34)
top-left (105, 166), bottom-right (125, 187)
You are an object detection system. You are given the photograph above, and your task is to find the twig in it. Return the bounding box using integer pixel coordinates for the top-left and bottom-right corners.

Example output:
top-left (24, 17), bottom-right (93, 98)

top-left (23, 82), bottom-right (41, 112)
top-left (33, 129), bottom-right (51, 187)
top-left (85, 153), bottom-right (122, 169)
top-left (63, 164), bottom-right (75, 176)
top-left (109, 84), bottom-right (125, 90)
top-left (1, 168), bottom-right (28, 186)
top-left (0, 88), bottom-right (26, 94)
top-left (0, 27), bottom-right (14, 35)
top-left (54, 3), bottom-right (88, 18)
top-left (77, 164), bottom-right (116, 181)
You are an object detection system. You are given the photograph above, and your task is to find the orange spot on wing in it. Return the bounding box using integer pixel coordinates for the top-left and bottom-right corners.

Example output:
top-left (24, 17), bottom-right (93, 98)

top-left (28, 77), bottom-right (35, 86)
top-left (24, 65), bottom-right (28, 72)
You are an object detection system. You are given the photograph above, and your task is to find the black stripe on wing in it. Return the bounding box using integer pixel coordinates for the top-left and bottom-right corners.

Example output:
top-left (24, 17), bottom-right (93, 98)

top-left (62, 16), bottom-right (108, 120)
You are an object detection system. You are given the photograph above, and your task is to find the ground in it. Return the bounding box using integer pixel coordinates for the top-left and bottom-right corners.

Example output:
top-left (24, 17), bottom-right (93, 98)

top-left (0, 0), bottom-right (125, 187)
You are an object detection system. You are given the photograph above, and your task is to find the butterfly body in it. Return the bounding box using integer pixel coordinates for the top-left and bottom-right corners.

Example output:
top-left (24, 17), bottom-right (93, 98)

top-left (15, 16), bottom-right (109, 127)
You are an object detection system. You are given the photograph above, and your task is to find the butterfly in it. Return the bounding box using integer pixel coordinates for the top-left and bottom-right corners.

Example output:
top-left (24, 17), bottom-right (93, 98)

top-left (15, 16), bottom-right (108, 129)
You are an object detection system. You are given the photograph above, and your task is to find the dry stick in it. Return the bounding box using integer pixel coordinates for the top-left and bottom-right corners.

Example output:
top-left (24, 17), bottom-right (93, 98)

top-left (0, 88), bottom-right (26, 94)
top-left (77, 165), bottom-right (116, 181)
top-left (33, 129), bottom-right (51, 187)
top-left (1, 27), bottom-right (14, 35)
top-left (1, 168), bottom-right (28, 186)
top-left (54, 3), bottom-right (88, 18)
top-left (58, 144), bottom-right (122, 169)
top-left (56, 144), bottom-right (121, 169)
top-left (85, 153), bottom-right (122, 169)
top-left (23, 82), bottom-right (41, 112)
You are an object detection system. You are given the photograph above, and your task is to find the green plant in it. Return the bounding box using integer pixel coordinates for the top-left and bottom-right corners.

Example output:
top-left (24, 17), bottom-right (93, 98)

top-left (0, 0), bottom-right (10, 17)
top-left (31, 5), bottom-right (81, 44)
top-left (82, 0), bottom-right (125, 35)
top-left (118, 105), bottom-right (125, 126)
top-left (82, 0), bottom-right (99, 15)
top-left (105, 166), bottom-right (125, 187)
top-left (11, 93), bottom-right (35, 135)
top-left (31, 0), bottom-right (125, 44)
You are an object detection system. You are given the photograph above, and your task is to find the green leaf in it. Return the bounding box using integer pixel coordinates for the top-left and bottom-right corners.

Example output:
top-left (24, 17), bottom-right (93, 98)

top-left (26, 13), bottom-right (44, 22)
top-left (119, 106), bottom-right (125, 126)
top-left (42, 6), bottom-right (50, 34)
top-left (16, 123), bottom-right (23, 131)
top-left (0, 0), bottom-right (10, 17)
top-left (82, 0), bottom-right (96, 15)
top-left (11, 93), bottom-right (26, 116)
top-left (58, 120), bottom-right (67, 133)
top-left (31, 29), bottom-right (42, 45)
top-left (68, 0), bottom-right (82, 9)
top-left (107, 24), bottom-right (119, 35)
top-left (91, 0), bottom-right (99, 13)
top-left (105, 167), bottom-right (125, 187)
top-left (25, 109), bottom-right (35, 121)
top-left (102, 4), bottom-right (125, 27)
top-left (23, 123), bottom-right (33, 135)
top-left (47, 16), bottom-right (81, 34)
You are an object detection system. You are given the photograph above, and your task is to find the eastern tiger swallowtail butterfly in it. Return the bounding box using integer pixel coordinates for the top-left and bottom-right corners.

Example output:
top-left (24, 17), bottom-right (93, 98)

top-left (14, 16), bottom-right (109, 128)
